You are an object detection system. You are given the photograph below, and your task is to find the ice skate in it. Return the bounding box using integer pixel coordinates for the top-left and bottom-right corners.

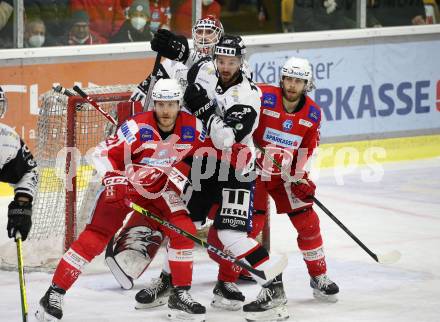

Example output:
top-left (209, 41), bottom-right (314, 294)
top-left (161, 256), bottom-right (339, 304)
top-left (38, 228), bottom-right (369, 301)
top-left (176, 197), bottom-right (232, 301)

top-left (211, 280), bottom-right (245, 311)
top-left (167, 286), bottom-right (206, 322)
top-left (310, 273), bottom-right (339, 303)
top-left (135, 271), bottom-right (172, 309)
top-left (243, 275), bottom-right (289, 322)
top-left (35, 284), bottom-right (66, 321)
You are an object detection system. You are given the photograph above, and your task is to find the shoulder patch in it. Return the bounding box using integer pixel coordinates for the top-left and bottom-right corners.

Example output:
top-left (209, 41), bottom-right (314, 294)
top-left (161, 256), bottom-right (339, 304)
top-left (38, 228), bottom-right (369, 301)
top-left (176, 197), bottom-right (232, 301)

top-left (308, 106), bottom-right (321, 123)
top-left (261, 93), bottom-right (277, 108)
top-left (139, 126), bottom-right (154, 142)
top-left (181, 126), bottom-right (195, 142)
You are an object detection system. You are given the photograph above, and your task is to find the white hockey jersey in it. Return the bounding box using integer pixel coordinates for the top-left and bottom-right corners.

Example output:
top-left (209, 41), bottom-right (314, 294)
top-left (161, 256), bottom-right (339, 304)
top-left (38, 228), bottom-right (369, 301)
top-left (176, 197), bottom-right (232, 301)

top-left (187, 59), bottom-right (261, 151)
top-left (0, 123), bottom-right (38, 199)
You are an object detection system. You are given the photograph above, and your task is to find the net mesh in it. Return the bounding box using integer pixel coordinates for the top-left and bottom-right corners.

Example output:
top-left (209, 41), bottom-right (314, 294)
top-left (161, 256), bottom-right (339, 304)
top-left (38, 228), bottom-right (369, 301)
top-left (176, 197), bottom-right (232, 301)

top-left (0, 85), bottom-right (135, 270)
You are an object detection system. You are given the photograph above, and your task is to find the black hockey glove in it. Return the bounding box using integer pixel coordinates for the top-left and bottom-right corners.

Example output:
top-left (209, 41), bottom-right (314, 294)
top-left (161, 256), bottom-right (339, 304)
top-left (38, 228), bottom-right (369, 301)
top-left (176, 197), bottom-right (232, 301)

top-left (151, 29), bottom-right (189, 63)
top-left (7, 195), bottom-right (32, 241)
top-left (184, 83), bottom-right (216, 125)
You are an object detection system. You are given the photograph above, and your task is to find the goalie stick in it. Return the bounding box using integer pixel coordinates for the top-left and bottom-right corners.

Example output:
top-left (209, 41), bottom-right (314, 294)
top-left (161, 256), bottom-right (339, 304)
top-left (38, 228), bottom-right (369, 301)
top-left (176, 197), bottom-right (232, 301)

top-left (128, 201), bottom-right (287, 281)
top-left (254, 142), bottom-right (401, 265)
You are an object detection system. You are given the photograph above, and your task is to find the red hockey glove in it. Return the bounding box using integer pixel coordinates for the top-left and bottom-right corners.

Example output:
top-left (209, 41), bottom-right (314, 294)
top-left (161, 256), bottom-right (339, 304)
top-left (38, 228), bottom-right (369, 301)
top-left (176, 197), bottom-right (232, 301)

top-left (102, 172), bottom-right (129, 206)
top-left (230, 143), bottom-right (252, 171)
top-left (291, 178), bottom-right (316, 201)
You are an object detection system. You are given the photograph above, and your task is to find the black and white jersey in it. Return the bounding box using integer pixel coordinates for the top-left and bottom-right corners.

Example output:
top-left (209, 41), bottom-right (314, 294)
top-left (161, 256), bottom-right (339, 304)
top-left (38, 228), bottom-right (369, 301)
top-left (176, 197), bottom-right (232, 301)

top-left (0, 123), bottom-right (38, 199)
top-left (187, 59), bottom-right (261, 152)
top-left (130, 49), bottom-right (253, 110)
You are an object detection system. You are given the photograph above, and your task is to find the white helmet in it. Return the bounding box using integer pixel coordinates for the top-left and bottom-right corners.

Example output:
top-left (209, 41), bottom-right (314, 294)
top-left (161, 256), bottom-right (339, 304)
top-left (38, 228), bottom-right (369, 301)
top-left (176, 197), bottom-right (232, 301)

top-left (152, 78), bottom-right (183, 102)
top-left (192, 15), bottom-right (224, 57)
top-left (0, 86), bottom-right (7, 118)
top-left (281, 57), bottom-right (315, 92)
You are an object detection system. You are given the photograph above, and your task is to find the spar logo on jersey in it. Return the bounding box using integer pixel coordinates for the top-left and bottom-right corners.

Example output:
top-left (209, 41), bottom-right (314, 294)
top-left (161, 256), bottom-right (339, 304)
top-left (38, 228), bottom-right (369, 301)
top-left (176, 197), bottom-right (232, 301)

top-left (282, 119), bottom-right (293, 131)
top-left (263, 127), bottom-right (303, 149)
top-left (120, 120), bottom-right (137, 144)
top-left (261, 93), bottom-right (276, 108)
top-left (308, 105), bottom-right (320, 123)
top-left (139, 127), bottom-right (154, 142)
top-left (181, 126), bottom-right (195, 142)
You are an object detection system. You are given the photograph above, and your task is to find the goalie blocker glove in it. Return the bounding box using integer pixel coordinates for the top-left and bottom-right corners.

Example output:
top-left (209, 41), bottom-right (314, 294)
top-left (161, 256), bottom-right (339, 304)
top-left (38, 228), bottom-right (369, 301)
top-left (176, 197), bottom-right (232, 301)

top-left (7, 194), bottom-right (32, 241)
top-left (151, 29), bottom-right (190, 63)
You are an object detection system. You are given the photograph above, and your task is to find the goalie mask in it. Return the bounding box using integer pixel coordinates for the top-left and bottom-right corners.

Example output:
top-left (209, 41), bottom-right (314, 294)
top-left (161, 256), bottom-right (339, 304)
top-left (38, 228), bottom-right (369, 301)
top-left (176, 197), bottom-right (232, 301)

top-left (192, 15), bottom-right (224, 57)
top-left (281, 57), bottom-right (315, 93)
top-left (0, 86), bottom-right (7, 118)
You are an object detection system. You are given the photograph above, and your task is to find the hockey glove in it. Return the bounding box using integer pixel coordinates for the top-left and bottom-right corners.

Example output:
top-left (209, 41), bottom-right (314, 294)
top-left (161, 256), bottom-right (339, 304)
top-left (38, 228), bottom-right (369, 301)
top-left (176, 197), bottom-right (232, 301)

top-left (7, 194), bottom-right (32, 241)
top-left (184, 83), bottom-right (216, 125)
top-left (151, 29), bottom-right (189, 63)
top-left (102, 172), bottom-right (129, 207)
top-left (291, 178), bottom-right (316, 201)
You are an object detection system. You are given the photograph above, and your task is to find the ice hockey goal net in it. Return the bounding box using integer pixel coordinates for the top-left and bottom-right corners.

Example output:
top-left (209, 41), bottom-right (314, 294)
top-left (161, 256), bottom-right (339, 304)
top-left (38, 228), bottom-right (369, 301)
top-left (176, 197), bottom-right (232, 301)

top-left (0, 84), bottom-right (270, 271)
top-left (0, 85), bottom-right (135, 270)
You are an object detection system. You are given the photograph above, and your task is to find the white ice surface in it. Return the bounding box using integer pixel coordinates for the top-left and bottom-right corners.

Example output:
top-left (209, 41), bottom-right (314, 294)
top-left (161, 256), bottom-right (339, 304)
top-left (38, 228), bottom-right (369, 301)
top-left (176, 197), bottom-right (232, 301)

top-left (1, 158), bottom-right (439, 322)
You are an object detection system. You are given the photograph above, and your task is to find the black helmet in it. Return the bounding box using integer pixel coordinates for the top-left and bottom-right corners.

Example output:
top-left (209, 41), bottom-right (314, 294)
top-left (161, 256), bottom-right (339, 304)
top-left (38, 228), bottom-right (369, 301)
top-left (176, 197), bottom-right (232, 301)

top-left (214, 34), bottom-right (246, 58)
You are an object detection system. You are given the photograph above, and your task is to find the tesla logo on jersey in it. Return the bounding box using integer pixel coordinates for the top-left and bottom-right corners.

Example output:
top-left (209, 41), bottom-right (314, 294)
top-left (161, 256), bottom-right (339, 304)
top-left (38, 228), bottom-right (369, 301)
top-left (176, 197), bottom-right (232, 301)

top-left (308, 106), bottom-right (320, 123)
top-left (282, 119), bottom-right (293, 131)
top-left (181, 126), bottom-right (195, 142)
top-left (261, 93), bottom-right (276, 108)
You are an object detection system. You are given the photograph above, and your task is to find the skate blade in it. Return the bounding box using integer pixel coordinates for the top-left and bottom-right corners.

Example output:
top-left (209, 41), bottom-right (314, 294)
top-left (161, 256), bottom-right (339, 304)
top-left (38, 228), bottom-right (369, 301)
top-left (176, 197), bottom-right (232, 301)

top-left (167, 309), bottom-right (206, 322)
top-left (35, 307), bottom-right (60, 322)
top-left (245, 305), bottom-right (289, 322)
top-left (313, 289), bottom-right (338, 303)
top-left (135, 297), bottom-right (168, 309)
top-left (211, 294), bottom-right (243, 311)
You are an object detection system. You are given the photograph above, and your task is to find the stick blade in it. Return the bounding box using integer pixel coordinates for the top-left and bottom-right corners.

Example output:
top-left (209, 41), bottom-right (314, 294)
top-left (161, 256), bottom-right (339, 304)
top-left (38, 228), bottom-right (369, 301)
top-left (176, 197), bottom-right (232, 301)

top-left (377, 250), bottom-right (401, 264)
top-left (261, 253), bottom-right (288, 281)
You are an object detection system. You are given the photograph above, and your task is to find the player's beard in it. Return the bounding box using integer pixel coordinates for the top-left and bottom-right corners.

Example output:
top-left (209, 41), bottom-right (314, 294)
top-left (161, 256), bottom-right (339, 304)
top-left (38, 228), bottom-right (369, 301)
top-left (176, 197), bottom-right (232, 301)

top-left (220, 70), bottom-right (239, 87)
top-left (282, 86), bottom-right (302, 103)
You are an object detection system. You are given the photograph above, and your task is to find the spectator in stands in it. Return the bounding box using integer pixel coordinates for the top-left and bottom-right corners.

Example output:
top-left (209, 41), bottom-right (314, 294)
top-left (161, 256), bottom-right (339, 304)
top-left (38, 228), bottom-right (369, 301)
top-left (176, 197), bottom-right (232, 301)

top-left (0, 0), bottom-right (13, 48)
top-left (24, 18), bottom-right (46, 47)
top-left (368, 0), bottom-right (426, 26)
top-left (281, 0), bottom-right (294, 32)
top-left (0, 0), bottom-right (12, 31)
top-left (65, 10), bottom-right (106, 45)
top-left (24, 0), bottom-right (70, 45)
top-left (149, 0), bottom-right (171, 32)
top-left (294, 0), bottom-right (357, 31)
top-left (171, 0), bottom-right (221, 38)
top-left (70, 0), bottom-right (126, 42)
top-left (111, 0), bottom-right (152, 42)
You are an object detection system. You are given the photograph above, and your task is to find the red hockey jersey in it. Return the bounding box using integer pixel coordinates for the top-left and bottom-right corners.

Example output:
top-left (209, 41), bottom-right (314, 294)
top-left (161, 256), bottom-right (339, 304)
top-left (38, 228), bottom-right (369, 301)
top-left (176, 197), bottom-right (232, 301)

top-left (92, 110), bottom-right (208, 192)
top-left (253, 84), bottom-right (321, 183)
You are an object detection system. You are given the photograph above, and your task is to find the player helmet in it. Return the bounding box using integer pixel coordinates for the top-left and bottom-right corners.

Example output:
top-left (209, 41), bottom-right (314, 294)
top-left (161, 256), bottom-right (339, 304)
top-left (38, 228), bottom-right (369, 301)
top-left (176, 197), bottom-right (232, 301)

top-left (152, 79), bottom-right (183, 103)
top-left (281, 57), bottom-right (315, 92)
top-left (214, 34), bottom-right (246, 59)
top-left (192, 15), bottom-right (224, 56)
top-left (0, 86), bottom-right (7, 118)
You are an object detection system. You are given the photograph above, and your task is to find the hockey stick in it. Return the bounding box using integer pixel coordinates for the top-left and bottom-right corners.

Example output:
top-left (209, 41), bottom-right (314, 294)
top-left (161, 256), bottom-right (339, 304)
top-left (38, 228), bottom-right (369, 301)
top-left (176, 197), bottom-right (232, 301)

top-left (15, 232), bottom-right (28, 322)
top-left (72, 85), bottom-right (118, 125)
top-left (128, 201), bottom-right (287, 282)
top-left (142, 54), bottom-right (162, 112)
top-left (254, 142), bottom-right (401, 265)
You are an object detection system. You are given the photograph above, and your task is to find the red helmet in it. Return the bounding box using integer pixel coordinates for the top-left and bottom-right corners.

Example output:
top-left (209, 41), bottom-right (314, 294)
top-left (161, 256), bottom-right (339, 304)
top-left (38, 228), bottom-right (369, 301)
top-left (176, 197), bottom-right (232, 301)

top-left (192, 15), bottom-right (224, 56)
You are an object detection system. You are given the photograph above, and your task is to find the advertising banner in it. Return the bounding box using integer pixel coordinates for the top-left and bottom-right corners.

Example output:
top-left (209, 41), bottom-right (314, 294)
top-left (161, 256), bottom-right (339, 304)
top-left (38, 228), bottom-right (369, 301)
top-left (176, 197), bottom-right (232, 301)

top-left (0, 57), bottom-right (154, 149)
top-left (249, 40), bottom-right (440, 139)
